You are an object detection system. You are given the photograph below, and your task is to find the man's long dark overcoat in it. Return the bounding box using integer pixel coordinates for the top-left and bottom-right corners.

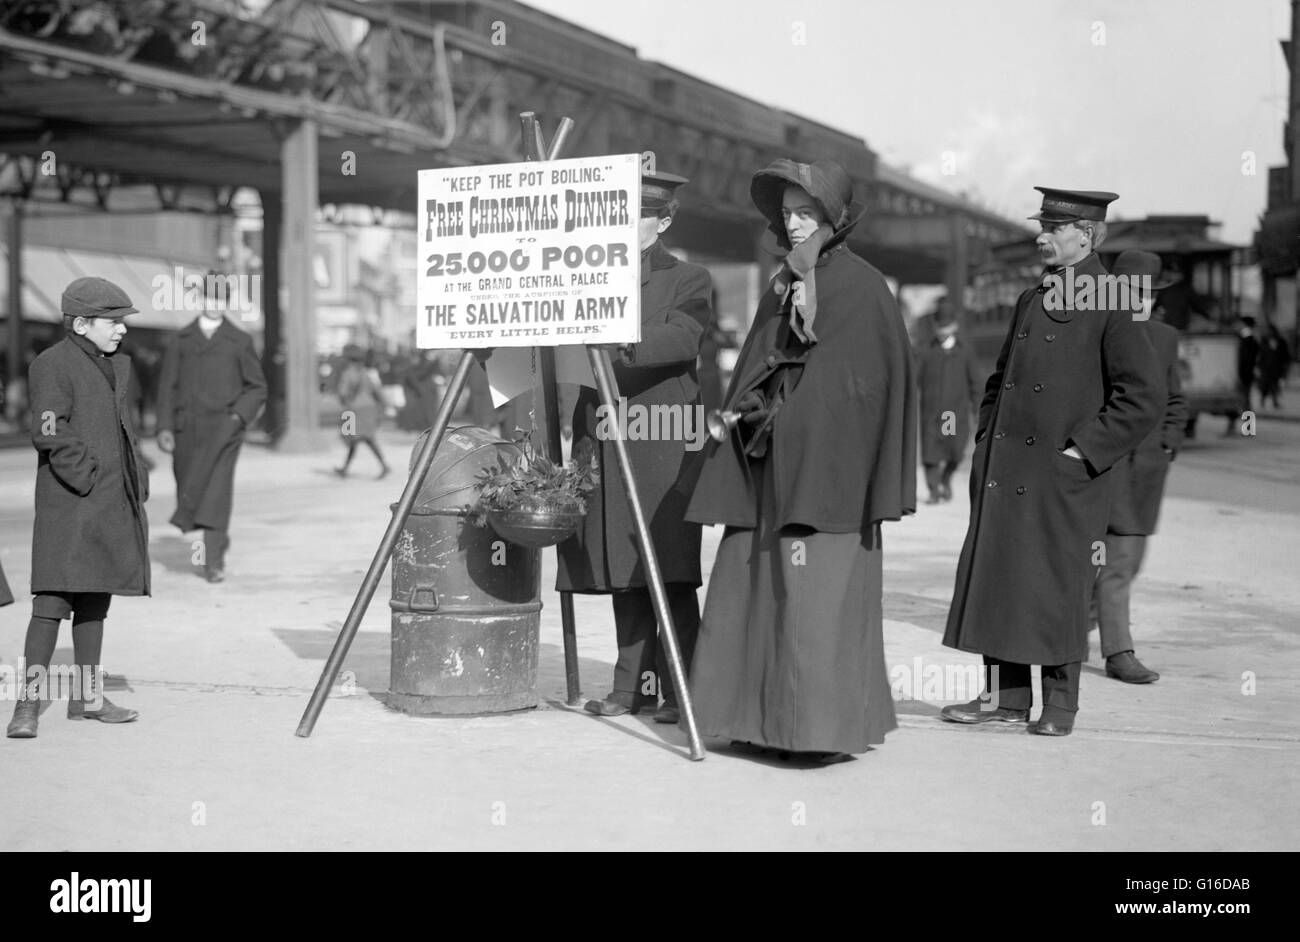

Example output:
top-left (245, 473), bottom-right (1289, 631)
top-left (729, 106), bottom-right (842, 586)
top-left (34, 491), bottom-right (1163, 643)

top-left (916, 335), bottom-right (984, 465)
top-left (156, 317), bottom-right (266, 532)
top-left (556, 241), bottom-right (713, 591)
top-left (1108, 319), bottom-right (1187, 535)
top-left (942, 253), bottom-right (1164, 664)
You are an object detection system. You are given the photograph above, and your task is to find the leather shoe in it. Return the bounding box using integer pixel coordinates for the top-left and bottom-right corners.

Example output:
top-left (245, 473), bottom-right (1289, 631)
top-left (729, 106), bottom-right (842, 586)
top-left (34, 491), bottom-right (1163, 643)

top-left (653, 704), bottom-right (680, 724)
top-left (583, 698), bottom-right (630, 717)
top-left (205, 565), bottom-right (225, 584)
top-left (1106, 651), bottom-right (1159, 684)
top-left (67, 697), bottom-right (138, 724)
top-left (1032, 718), bottom-right (1073, 736)
top-left (940, 699), bottom-right (1029, 725)
top-left (7, 699), bottom-right (40, 738)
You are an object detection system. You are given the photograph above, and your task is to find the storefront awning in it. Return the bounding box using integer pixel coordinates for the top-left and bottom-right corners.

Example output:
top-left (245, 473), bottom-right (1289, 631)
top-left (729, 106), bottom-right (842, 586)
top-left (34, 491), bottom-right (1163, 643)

top-left (0, 245), bottom-right (263, 330)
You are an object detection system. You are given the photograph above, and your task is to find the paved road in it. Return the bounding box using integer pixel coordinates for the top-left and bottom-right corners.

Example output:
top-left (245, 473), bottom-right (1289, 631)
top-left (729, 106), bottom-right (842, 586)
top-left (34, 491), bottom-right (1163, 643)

top-left (0, 420), bottom-right (1296, 851)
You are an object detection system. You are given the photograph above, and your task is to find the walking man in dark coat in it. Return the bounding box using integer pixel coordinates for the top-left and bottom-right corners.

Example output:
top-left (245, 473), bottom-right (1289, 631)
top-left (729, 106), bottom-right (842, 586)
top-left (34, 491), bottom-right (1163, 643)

top-left (916, 298), bottom-right (983, 503)
top-left (557, 169), bottom-right (714, 724)
top-left (8, 277), bottom-right (150, 738)
top-left (940, 187), bottom-right (1165, 736)
top-left (156, 288), bottom-right (267, 583)
top-left (1091, 251), bottom-right (1187, 684)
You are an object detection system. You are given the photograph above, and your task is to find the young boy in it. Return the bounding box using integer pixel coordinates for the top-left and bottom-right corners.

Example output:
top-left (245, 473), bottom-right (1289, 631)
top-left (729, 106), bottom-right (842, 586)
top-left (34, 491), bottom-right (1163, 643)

top-left (7, 277), bottom-right (150, 739)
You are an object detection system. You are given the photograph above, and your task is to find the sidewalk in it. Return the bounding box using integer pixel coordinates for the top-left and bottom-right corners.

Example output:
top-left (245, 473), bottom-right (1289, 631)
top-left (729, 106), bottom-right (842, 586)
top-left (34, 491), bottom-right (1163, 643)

top-left (0, 428), bottom-right (1296, 851)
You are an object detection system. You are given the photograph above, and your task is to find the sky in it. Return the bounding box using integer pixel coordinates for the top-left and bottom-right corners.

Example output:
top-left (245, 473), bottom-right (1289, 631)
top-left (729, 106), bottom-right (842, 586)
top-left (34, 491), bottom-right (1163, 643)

top-left (525, 0), bottom-right (1290, 245)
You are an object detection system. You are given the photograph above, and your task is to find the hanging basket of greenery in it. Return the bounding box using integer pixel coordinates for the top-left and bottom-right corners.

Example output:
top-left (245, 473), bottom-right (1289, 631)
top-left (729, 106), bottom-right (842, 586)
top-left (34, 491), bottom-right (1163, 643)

top-left (469, 434), bottom-right (600, 548)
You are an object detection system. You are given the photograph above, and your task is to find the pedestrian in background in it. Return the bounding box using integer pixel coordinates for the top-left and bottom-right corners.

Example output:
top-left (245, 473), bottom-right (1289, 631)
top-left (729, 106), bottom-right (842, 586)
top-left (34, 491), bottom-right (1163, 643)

top-left (8, 277), bottom-right (149, 739)
top-left (940, 187), bottom-right (1164, 737)
top-left (156, 280), bottom-right (267, 583)
top-left (1227, 315), bottom-right (1260, 433)
top-left (1257, 321), bottom-right (1292, 409)
top-left (334, 344), bottom-right (391, 479)
top-left (1091, 251), bottom-right (1187, 685)
top-left (916, 298), bottom-right (983, 504)
top-left (686, 158), bottom-right (916, 762)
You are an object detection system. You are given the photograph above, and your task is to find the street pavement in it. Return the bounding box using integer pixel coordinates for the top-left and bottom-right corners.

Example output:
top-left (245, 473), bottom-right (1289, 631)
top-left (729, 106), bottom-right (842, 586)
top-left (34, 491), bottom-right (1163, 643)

top-left (0, 405), bottom-right (1297, 851)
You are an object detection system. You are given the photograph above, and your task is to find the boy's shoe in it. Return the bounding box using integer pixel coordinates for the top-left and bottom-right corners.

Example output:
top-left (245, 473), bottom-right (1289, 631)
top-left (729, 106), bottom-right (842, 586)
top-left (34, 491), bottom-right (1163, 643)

top-left (205, 565), bottom-right (225, 583)
top-left (7, 699), bottom-right (40, 738)
top-left (67, 697), bottom-right (138, 724)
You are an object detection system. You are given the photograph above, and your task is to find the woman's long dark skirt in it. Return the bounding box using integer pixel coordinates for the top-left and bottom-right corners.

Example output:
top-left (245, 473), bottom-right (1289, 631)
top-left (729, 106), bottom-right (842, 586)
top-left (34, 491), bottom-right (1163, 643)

top-left (688, 460), bottom-right (897, 754)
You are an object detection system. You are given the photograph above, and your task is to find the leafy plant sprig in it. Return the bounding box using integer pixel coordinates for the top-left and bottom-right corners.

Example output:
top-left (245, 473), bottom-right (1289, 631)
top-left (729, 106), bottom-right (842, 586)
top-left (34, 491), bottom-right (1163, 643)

top-left (469, 432), bottom-right (600, 527)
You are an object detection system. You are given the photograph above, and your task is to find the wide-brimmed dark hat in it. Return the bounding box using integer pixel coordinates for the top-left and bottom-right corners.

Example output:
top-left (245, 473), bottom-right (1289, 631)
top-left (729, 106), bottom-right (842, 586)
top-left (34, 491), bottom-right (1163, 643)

top-left (751, 158), bottom-right (862, 249)
top-left (932, 298), bottom-right (958, 327)
top-left (1111, 250), bottom-right (1175, 290)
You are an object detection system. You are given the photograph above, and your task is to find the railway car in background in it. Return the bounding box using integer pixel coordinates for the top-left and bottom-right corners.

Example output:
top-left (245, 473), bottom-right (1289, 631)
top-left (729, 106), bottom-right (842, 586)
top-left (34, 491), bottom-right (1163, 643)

top-left (964, 216), bottom-right (1253, 435)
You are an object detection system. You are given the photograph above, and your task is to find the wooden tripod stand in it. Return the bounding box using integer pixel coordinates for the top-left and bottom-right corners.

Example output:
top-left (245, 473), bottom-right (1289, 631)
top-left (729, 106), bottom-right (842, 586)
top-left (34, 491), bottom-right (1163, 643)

top-left (296, 112), bottom-right (707, 762)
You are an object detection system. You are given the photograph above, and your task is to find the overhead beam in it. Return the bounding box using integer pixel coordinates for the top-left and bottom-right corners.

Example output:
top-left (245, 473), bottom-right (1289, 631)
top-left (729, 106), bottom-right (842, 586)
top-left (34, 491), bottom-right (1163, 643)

top-left (0, 28), bottom-right (444, 148)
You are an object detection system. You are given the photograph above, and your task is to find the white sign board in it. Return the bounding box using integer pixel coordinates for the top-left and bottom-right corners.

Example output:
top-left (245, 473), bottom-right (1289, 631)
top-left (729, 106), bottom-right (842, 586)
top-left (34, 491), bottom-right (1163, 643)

top-left (417, 154), bottom-right (642, 349)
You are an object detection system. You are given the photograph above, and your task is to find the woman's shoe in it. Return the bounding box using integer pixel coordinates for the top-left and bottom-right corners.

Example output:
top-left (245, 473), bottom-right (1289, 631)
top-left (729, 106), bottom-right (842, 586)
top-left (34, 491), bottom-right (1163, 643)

top-left (812, 751), bottom-right (855, 765)
top-left (333, 467), bottom-right (349, 478)
top-left (67, 697), bottom-right (138, 724)
top-left (7, 699), bottom-right (40, 738)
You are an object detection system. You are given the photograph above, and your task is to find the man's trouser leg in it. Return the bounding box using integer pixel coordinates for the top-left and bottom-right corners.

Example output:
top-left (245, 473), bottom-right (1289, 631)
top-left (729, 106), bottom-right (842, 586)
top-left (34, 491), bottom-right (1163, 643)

top-left (923, 463), bottom-right (942, 499)
top-left (205, 528), bottom-right (230, 571)
top-left (655, 585), bottom-right (700, 710)
top-left (1039, 661), bottom-right (1081, 724)
top-left (983, 656), bottom-right (1031, 711)
top-left (940, 460), bottom-right (960, 494)
top-left (610, 589), bottom-right (658, 709)
top-left (1095, 534), bottom-right (1146, 658)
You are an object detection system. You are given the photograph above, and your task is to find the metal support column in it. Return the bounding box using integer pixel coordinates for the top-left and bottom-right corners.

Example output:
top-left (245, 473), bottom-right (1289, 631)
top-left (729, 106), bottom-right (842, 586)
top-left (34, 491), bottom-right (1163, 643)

top-left (260, 191), bottom-right (285, 441)
top-left (5, 200), bottom-right (23, 408)
top-left (279, 119), bottom-right (322, 451)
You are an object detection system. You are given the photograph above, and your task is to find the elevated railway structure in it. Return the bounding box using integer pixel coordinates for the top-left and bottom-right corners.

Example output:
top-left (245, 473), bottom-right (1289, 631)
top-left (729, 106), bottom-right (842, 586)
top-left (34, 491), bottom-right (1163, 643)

top-left (1, 0), bottom-right (1028, 441)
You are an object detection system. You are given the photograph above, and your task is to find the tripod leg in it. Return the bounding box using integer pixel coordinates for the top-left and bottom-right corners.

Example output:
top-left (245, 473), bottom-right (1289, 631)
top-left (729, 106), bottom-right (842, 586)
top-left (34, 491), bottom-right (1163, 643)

top-left (296, 351), bottom-right (476, 737)
top-left (586, 347), bottom-right (706, 760)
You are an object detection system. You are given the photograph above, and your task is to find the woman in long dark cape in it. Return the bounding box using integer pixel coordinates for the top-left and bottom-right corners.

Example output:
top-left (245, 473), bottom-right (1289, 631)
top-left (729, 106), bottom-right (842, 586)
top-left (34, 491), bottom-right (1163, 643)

top-left (685, 158), bottom-right (917, 760)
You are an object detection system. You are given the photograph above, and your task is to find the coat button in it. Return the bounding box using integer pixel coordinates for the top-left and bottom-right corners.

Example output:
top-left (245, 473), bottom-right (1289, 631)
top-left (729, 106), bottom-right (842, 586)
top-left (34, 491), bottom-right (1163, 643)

top-left (1016, 486), bottom-right (1026, 495)
top-left (987, 480), bottom-right (998, 488)
top-left (1045, 334), bottom-right (1056, 342)
top-left (1004, 381), bottom-right (1015, 390)
top-left (1017, 331), bottom-right (1028, 340)
top-left (1025, 436), bottom-right (1035, 445)
top-left (766, 354), bottom-right (778, 367)
top-left (994, 431), bottom-right (1006, 440)
top-left (1033, 383), bottom-right (1044, 392)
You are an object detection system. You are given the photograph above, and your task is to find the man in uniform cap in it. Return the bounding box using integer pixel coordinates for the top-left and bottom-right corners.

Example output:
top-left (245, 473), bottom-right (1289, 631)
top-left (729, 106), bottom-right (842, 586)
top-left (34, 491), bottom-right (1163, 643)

top-left (940, 186), bottom-right (1165, 736)
top-left (557, 166), bottom-right (714, 724)
top-left (10, 277), bottom-right (150, 738)
top-left (156, 273), bottom-right (267, 583)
